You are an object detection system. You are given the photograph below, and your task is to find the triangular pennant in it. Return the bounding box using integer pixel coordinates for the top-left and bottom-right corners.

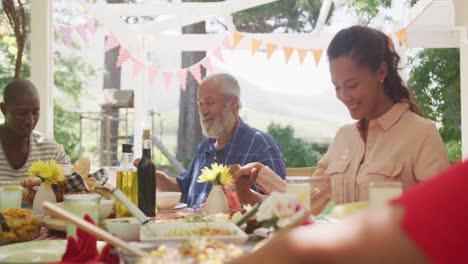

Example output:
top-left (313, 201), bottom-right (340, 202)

top-left (283, 47), bottom-right (294, 64)
top-left (200, 57), bottom-right (213, 73)
top-left (176, 69), bottom-right (188, 91)
top-left (74, 24), bottom-right (88, 44)
top-left (251, 38), bottom-right (262, 55)
top-left (222, 35), bottom-right (233, 50)
top-left (266, 43), bottom-right (277, 60)
top-left (116, 46), bottom-right (131, 68)
top-left (189, 64), bottom-right (202, 84)
top-left (148, 66), bottom-right (160, 85)
top-left (233, 31), bottom-right (245, 48)
top-left (59, 26), bottom-right (73, 47)
top-left (212, 47), bottom-right (224, 62)
top-left (297, 49), bottom-right (309, 65)
top-left (105, 33), bottom-right (120, 52)
top-left (131, 59), bottom-right (145, 80)
top-left (86, 18), bottom-right (96, 34)
top-left (312, 49), bottom-right (323, 66)
top-left (395, 28), bottom-right (408, 46)
top-left (162, 72), bottom-right (173, 92)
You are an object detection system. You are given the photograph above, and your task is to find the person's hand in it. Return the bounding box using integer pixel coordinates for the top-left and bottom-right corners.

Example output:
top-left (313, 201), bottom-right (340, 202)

top-left (230, 163), bottom-right (263, 191)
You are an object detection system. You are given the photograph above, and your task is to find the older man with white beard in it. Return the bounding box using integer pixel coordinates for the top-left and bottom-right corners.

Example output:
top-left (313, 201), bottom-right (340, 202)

top-left (154, 73), bottom-right (286, 208)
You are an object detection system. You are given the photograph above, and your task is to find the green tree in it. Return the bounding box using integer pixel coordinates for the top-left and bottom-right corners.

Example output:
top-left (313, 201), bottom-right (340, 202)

top-left (267, 122), bottom-right (321, 167)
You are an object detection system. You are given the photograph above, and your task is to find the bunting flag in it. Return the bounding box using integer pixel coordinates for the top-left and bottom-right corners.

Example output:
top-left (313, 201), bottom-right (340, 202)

top-left (233, 31), bottom-right (245, 48)
top-left (131, 59), bottom-right (145, 79)
top-left (312, 49), bottom-right (323, 66)
top-left (162, 71), bottom-right (173, 92)
top-left (86, 18), bottom-right (96, 34)
top-left (59, 26), bottom-right (73, 47)
top-left (222, 35), bottom-right (233, 50)
top-left (148, 66), bottom-right (160, 85)
top-left (212, 47), bottom-right (224, 62)
top-left (75, 24), bottom-right (88, 44)
top-left (176, 69), bottom-right (188, 91)
top-left (395, 28), bottom-right (408, 46)
top-left (116, 46), bottom-right (131, 68)
top-left (266, 43), bottom-right (277, 60)
top-left (189, 64), bottom-right (202, 84)
top-left (200, 57), bottom-right (213, 73)
top-left (105, 33), bottom-right (120, 52)
top-left (297, 49), bottom-right (309, 64)
top-left (283, 47), bottom-right (294, 64)
top-left (251, 38), bottom-right (262, 55)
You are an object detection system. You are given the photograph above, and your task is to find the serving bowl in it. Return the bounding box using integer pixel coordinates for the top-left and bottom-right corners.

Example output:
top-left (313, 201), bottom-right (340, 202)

top-left (104, 217), bottom-right (140, 241)
top-left (0, 208), bottom-right (42, 245)
top-left (156, 192), bottom-right (181, 211)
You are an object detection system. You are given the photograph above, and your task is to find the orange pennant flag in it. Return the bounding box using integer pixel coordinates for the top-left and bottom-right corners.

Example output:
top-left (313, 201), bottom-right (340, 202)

top-left (266, 43), bottom-right (277, 59)
top-left (233, 31), bottom-right (245, 48)
top-left (312, 49), bottom-right (323, 66)
top-left (283, 47), bottom-right (294, 64)
top-left (395, 28), bottom-right (408, 46)
top-left (297, 49), bottom-right (309, 64)
top-left (251, 38), bottom-right (263, 55)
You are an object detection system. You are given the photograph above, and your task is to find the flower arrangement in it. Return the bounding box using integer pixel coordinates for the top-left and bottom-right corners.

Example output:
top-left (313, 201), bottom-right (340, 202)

top-left (28, 160), bottom-right (65, 185)
top-left (257, 192), bottom-right (310, 231)
top-left (197, 163), bottom-right (233, 186)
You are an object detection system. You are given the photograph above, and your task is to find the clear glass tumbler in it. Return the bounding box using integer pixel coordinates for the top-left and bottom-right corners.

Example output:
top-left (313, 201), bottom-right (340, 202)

top-left (63, 193), bottom-right (101, 238)
top-left (0, 181), bottom-right (23, 209)
top-left (368, 182), bottom-right (403, 207)
top-left (286, 183), bottom-right (311, 210)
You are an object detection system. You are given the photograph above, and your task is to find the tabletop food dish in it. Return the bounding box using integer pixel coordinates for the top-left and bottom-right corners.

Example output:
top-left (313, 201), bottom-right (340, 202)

top-left (104, 217), bottom-right (140, 241)
top-left (0, 208), bottom-right (42, 245)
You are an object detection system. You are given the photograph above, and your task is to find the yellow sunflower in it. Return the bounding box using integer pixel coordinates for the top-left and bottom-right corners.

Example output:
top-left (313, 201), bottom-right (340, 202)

top-left (28, 160), bottom-right (65, 185)
top-left (197, 163), bottom-right (233, 186)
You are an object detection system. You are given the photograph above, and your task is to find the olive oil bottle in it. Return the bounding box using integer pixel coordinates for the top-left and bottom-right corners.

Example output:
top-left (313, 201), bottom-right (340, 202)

top-left (116, 144), bottom-right (138, 218)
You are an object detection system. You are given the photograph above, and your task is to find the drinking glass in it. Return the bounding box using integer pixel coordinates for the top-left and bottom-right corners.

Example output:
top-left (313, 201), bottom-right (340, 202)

top-left (368, 182), bottom-right (403, 207)
top-left (286, 183), bottom-right (311, 210)
top-left (63, 193), bottom-right (101, 238)
top-left (0, 181), bottom-right (23, 209)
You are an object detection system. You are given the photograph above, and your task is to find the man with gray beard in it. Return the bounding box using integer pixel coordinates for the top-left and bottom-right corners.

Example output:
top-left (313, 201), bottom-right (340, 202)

top-left (154, 73), bottom-right (286, 208)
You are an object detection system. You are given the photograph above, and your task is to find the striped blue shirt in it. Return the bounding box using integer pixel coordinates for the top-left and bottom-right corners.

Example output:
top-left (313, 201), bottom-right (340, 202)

top-left (177, 119), bottom-right (286, 208)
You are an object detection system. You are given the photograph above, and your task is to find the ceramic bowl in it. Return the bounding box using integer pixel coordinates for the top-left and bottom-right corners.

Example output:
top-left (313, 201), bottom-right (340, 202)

top-left (156, 192), bottom-right (181, 211)
top-left (104, 217), bottom-right (140, 241)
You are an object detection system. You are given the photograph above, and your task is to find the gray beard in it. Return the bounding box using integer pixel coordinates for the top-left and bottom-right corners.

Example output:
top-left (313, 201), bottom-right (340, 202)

top-left (200, 107), bottom-right (236, 139)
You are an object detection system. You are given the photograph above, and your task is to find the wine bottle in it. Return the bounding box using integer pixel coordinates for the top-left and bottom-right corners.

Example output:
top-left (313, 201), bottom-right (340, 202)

top-left (116, 143), bottom-right (138, 218)
top-left (137, 129), bottom-right (156, 217)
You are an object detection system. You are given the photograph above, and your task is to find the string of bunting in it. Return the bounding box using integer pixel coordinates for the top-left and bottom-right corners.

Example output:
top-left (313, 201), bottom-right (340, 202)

top-left (55, 16), bottom-right (409, 93)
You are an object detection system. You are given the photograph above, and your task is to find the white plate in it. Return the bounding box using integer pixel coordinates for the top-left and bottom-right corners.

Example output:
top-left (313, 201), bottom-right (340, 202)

top-left (0, 240), bottom-right (105, 263)
top-left (173, 203), bottom-right (188, 210)
top-left (141, 221), bottom-right (249, 244)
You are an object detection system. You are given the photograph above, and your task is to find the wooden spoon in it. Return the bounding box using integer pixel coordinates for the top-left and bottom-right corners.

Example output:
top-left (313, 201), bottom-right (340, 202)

top-left (42, 201), bottom-right (149, 258)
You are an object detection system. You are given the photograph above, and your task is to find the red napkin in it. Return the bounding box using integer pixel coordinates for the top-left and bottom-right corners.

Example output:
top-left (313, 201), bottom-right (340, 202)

top-left (58, 214), bottom-right (119, 264)
top-left (223, 186), bottom-right (241, 213)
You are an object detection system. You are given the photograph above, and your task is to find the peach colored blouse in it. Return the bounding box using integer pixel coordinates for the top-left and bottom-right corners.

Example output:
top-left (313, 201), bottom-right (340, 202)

top-left (314, 103), bottom-right (450, 204)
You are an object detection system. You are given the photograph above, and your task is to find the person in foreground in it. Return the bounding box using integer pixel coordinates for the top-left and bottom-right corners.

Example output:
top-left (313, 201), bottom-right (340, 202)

top-left (229, 159), bottom-right (468, 264)
top-left (233, 25), bottom-right (450, 208)
top-left (153, 73), bottom-right (286, 208)
top-left (0, 79), bottom-right (70, 181)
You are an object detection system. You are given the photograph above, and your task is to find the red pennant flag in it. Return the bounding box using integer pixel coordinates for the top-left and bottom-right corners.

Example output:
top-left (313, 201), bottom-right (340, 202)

top-left (86, 18), bottom-right (96, 34)
top-left (131, 59), bottom-right (145, 79)
top-left (116, 46), bottom-right (131, 68)
top-left (212, 47), bottom-right (224, 62)
top-left (177, 69), bottom-right (188, 91)
top-left (189, 64), bottom-right (202, 84)
top-left (75, 24), bottom-right (88, 44)
top-left (105, 33), bottom-right (120, 52)
top-left (59, 26), bottom-right (73, 47)
top-left (148, 66), bottom-right (160, 85)
top-left (222, 35), bottom-right (233, 50)
top-left (200, 57), bottom-right (213, 73)
top-left (162, 72), bottom-right (173, 92)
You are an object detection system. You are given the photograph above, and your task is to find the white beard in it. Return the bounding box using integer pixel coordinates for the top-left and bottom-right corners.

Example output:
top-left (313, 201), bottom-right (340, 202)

top-left (200, 105), bottom-right (236, 139)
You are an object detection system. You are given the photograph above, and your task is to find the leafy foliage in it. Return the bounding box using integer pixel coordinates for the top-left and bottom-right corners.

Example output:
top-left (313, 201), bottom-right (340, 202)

top-left (233, 0), bottom-right (332, 33)
top-left (343, 0), bottom-right (420, 24)
top-left (267, 122), bottom-right (322, 167)
top-left (408, 48), bottom-right (461, 162)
